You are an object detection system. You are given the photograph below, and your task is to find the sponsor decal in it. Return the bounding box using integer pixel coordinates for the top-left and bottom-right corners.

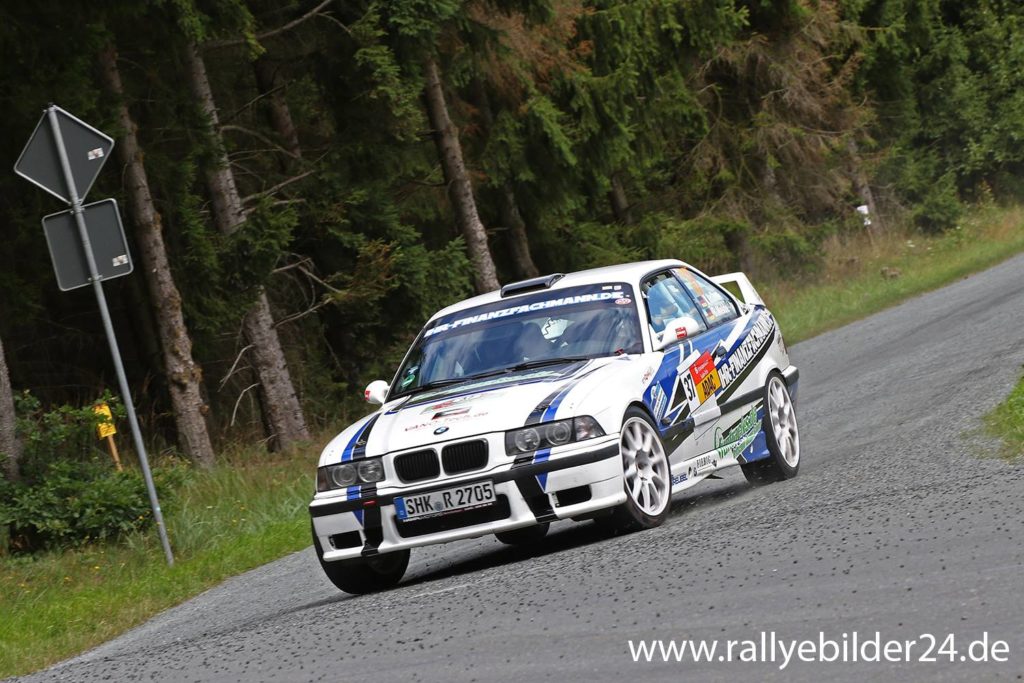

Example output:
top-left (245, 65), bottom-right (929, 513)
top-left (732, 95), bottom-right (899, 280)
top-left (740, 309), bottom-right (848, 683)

top-left (713, 406), bottom-right (760, 460)
top-left (690, 454), bottom-right (715, 474)
top-left (682, 351), bottom-right (722, 409)
top-left (671, 473), bottom-right (688, 486)
top-left (432, 406), bottom-right (471, 420)
top-left (718, 313), bottom-right (775, 387)
top-left (651, 383), bottom-right (668, 422)
top-left (710, 303), bottom-right (732, 318)
top-left (419, 391), bottom-right (500, 415)
top-left (400, 365), bottom-right (419, 388)
top-left (615, 298), bottom-right (632, 305)
top-left (641, 366), bottom-right (654, 385)
top-left (405, 411), bottom-right (484, 432)
top-left (677, 268), bottom-right (706, 296)
top-left (675, 326), bottom-right (689, 340)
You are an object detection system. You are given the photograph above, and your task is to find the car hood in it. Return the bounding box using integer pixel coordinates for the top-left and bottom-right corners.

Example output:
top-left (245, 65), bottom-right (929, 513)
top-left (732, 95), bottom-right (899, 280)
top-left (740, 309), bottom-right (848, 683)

top-left (320, 358), bottom-right (630, 464)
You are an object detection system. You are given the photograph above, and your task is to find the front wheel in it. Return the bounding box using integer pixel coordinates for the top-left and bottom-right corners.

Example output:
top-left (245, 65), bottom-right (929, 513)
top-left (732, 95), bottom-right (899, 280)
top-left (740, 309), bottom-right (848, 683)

top-left (741, 372), bottom-right (800, 485)
top-left (598, 407), bottom-right (672, 533)
top-left (312, 527), bottom-right (409, 594)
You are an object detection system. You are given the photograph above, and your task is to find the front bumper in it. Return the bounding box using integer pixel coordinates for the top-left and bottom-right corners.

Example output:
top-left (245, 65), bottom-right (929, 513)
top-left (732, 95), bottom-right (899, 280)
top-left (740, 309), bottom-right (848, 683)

top-left (309, 435), bottom-right (625, 562)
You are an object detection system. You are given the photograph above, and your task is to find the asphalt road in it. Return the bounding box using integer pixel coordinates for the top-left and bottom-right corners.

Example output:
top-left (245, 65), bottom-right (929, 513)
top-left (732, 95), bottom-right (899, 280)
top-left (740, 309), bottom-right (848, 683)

top-left (15, 253), bottom-right (1024, 682)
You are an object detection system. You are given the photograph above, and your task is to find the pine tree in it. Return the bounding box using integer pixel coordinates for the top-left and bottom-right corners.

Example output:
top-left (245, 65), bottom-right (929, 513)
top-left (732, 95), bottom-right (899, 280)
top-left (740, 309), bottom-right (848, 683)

top-left (184, 39), bottom-right (310, 448)
top-left (423, 55), bottom-right (500, 292)
top-left (98, 42), bottom-right (218, 468)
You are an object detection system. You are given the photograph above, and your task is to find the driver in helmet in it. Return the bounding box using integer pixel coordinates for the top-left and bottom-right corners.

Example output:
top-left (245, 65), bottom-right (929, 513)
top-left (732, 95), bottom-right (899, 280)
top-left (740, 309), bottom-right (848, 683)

top-left (646, 282), bottom-right (684, 335)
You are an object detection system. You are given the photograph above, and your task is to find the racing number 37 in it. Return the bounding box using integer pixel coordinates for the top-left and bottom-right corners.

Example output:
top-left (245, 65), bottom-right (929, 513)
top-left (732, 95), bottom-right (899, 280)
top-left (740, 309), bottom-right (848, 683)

top-left (683, 351), bottom-right (722, 407)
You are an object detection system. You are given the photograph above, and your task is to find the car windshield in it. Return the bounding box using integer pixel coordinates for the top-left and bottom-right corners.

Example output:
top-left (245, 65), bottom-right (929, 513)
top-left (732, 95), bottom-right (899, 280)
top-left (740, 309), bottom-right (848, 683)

top-left (391, 283), bottom-right (643, 398)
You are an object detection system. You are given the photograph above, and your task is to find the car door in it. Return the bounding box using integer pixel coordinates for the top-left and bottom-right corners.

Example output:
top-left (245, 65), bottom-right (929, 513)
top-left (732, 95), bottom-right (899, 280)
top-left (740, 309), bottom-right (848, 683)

top-left (639, 270), bottom-right (713, 470)
top-left (672, 267), bottom-right (764, 467)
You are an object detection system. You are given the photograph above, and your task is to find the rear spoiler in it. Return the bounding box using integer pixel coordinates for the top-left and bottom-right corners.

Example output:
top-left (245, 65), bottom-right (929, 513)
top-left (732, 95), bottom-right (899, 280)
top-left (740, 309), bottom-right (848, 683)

top-left (711, 272), bottom-right (765, 307)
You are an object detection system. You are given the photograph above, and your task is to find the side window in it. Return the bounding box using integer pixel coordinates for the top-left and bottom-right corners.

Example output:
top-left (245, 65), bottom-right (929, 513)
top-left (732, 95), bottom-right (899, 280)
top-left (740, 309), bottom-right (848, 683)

top-left (641, 272), bottom-right (707, 336)
top-left (675, 268), bottom-right (739, 327)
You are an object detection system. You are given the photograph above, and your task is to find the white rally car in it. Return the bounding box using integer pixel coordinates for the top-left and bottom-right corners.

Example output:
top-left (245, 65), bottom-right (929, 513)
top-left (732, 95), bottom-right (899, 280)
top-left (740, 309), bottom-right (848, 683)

top-left (310, 260), bottom-right (800, 593)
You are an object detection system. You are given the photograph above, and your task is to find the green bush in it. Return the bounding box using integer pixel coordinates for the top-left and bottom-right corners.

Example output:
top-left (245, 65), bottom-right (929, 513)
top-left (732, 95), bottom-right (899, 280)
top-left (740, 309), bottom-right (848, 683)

top-left (0, 393), bottom-right (185, 554)
top-left (13, 390), bottom-right (125, 480)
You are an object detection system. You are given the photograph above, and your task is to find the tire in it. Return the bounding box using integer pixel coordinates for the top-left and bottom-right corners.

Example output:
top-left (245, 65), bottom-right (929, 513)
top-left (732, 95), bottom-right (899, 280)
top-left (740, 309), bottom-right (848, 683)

top-left (495, 522), bottom-right (550, 545)
top-left (312, 526), bottom-right (409, 594)
top-left (741, 372), bottom-right (800, 486)
top-left (598, 407), bottom-right (673, 533)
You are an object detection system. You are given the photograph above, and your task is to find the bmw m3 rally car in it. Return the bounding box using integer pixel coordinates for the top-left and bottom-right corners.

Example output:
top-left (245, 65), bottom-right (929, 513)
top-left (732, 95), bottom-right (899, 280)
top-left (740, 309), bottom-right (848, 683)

top-left (310, 260), bottom-right (800, 593)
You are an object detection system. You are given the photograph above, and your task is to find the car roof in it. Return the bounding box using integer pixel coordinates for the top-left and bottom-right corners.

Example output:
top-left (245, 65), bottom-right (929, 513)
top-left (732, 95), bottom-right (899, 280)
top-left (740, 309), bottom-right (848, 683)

top-left (429, 259), bottom-right (686, 322)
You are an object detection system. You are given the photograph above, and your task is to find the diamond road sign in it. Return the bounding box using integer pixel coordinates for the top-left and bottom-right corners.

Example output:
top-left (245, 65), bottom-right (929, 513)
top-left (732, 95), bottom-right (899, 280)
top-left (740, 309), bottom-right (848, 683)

top-left (14, 106), bottom-right (114, 203)
top-left (42, 199), bottom-right (133, 291)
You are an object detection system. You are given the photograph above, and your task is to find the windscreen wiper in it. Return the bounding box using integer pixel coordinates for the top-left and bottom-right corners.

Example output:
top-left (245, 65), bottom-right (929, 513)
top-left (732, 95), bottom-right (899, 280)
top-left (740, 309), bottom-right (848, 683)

top-left (400, 368), bottom-right (512, 397)
top-left (508, 356), bottom-right (595, 372)
top-left (397, 357), bottom-right (594, 398)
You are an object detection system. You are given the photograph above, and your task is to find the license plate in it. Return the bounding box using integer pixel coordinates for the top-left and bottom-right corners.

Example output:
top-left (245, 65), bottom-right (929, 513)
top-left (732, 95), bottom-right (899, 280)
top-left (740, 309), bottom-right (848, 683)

top-left (395, 481), bottom-right (496, 521)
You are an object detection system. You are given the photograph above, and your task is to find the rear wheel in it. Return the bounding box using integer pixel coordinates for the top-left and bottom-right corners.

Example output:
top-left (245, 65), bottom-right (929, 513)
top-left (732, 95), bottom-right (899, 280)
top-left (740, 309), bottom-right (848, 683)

top-left (495, 522), bottom-right (549, 545)
top-left (741, 373), bottom-right (800, 485)
top-left (312, 527), bottom-right (409, 594)
top-left (598, 407), bottom-right (672, 533)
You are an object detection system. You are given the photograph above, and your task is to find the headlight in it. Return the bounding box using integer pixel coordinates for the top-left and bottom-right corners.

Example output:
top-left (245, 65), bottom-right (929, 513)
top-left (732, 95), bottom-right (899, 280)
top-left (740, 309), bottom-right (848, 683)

top-left (357, 459), bottom-right (385, 483)
top-left (316, 458), bottom-right (385, 492)
top-left (505, 416), bottom-right (605, 455)
top-left (514, 427), bottom-right (541, 452)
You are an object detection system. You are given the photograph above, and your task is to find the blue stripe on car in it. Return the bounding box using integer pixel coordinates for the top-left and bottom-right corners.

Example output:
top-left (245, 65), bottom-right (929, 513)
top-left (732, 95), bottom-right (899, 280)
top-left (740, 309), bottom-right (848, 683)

top-left (532, 381), bottom-right (577, 489)
top-left (340, 414), bottom-right (379, 462)
top-left (347, 485), bottom-right (364, 524)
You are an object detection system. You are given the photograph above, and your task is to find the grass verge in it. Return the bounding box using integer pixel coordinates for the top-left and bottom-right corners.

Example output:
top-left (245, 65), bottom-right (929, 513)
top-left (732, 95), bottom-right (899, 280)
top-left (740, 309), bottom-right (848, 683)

top-left (1, 204), bottom-right (1023, 679)
top-left (763, 204), bottom-right (1024, 342)
top-left (983, 375), bottom-right (1024, 460)
top-left (0, 455), bottom-right (313, 678)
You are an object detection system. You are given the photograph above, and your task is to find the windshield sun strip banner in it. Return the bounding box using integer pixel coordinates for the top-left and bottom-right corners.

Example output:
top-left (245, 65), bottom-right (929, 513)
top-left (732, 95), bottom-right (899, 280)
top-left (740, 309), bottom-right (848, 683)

top-left (422, 283), bottom-right (636, 340)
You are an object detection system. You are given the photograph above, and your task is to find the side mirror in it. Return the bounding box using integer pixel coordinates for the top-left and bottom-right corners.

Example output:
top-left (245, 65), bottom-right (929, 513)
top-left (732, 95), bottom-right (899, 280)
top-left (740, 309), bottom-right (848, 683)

top-left (654, 316), bottom-right (702, 351)
top-left (364, 380), bottom-right (390, 405)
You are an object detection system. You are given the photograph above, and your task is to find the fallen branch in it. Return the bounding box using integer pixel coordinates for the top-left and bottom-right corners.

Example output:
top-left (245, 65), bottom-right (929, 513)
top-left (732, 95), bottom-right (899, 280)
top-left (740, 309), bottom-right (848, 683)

top-left (242, 170), bottom-right (316, 205)
top-left (230, 383), bottom-right (260, 427)
top-left (219, 343), bottom-right (254, 390)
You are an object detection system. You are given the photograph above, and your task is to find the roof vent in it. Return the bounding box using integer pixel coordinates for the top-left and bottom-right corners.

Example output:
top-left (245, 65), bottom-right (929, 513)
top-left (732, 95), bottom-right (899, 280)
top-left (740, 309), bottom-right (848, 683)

top-left (499, 273), bottom-right (565, 298)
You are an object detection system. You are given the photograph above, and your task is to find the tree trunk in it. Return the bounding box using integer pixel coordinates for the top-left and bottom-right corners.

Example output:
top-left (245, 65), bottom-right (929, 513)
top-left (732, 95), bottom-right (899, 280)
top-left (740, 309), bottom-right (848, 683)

top-left (609, 172), bottom-right (633, 225)
top-left (471, 80), bottom-right (539, 280)
top-left (847, 137), bottom-right (883, 237)
top-left (184, 41), bottom-right (310, 448)
top-left (253, 55), bottom-right (302, 161)
top-left (500, 184), bottom-right (540, 279)
top-left (423, 56), bottom-right (500, 293)
top-left (99, 44), bottom-right (217, 468)
top-left (0, 334), bottom-right (21, 482)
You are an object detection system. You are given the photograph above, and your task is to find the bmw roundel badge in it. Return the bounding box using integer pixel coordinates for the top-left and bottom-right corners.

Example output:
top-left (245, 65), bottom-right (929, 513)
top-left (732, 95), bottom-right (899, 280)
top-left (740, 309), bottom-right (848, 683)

top-left (434, 426), bottom-right (449, 435)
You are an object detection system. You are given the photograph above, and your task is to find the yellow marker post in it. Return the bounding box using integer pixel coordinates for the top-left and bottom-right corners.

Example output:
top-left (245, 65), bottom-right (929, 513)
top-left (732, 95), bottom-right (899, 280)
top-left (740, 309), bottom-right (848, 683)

top-left (93, 403), bottom-right (122, 472)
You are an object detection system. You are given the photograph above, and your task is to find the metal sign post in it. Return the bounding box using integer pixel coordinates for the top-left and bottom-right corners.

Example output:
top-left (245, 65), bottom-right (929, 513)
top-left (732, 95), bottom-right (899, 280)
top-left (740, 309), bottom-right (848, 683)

top-left (16, 105), bottom-right (174, 566)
